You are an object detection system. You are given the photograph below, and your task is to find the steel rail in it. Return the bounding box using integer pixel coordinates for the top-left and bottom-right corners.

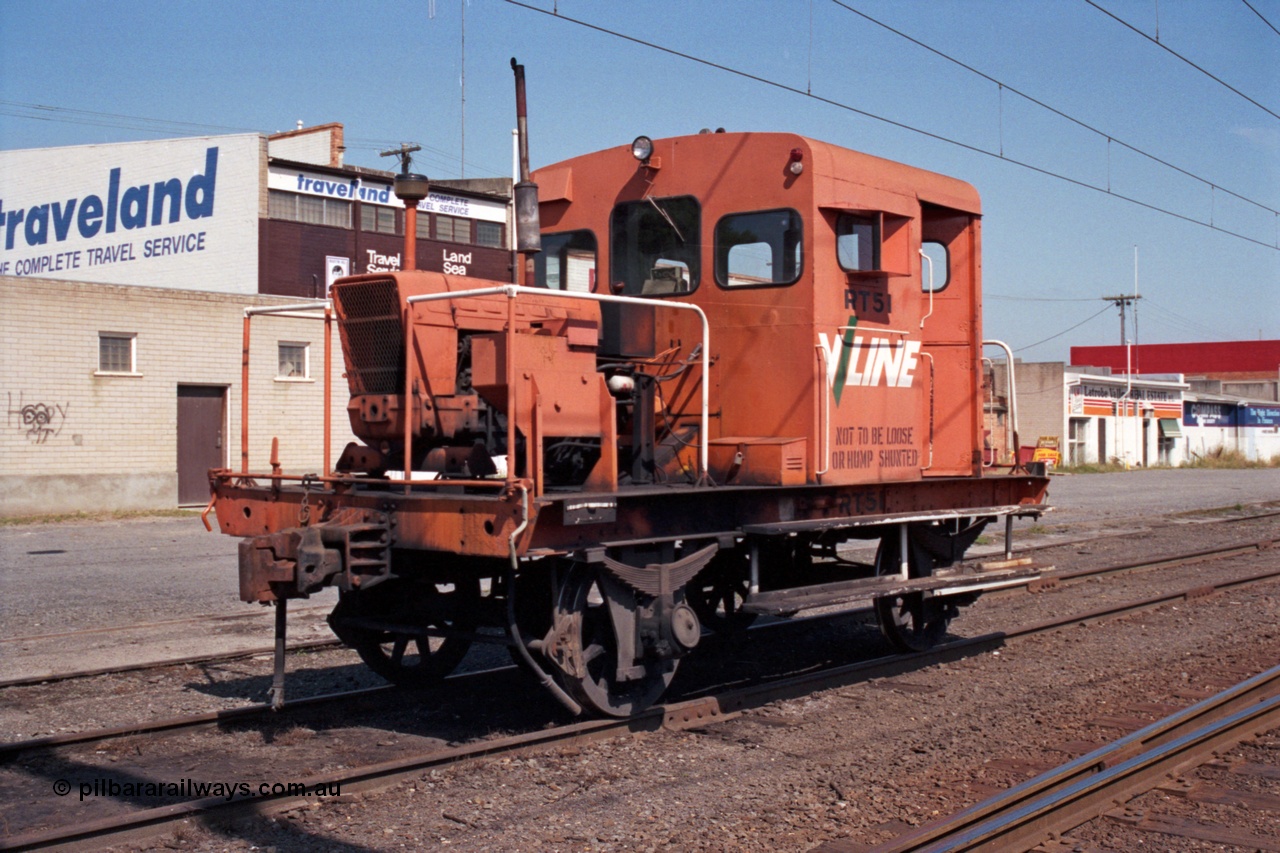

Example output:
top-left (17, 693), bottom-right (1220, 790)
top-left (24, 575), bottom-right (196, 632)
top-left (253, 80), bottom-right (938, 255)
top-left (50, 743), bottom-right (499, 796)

top-left (867, 665), bottom-right (1280, 852)
top-left (5, 546), bottom-right (1280, 850)
top-left (8, 507), bottom-right (1275, 692)
top-left (0, 638), bottom-right (342, 690)
top-left (6, 555), bottom-right (1274, 766)
top-left (2, 529), bottom-right (1274, 691)
top-left (0, 603), bottom-right (333, 646)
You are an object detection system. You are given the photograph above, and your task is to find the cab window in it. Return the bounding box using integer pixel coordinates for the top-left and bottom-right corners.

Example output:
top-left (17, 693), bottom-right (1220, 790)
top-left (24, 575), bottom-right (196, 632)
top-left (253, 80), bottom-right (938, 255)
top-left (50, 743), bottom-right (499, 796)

top-left (536, 230), bottom-right (597, 292)
top-left (609, 196), bottom-right (700, 296)
top-left (836, 213), bottom-right (880, 272)
top-left (715, 209), bottom-right (802, 288)
top-left (920, 240), bottom-right (950, 292)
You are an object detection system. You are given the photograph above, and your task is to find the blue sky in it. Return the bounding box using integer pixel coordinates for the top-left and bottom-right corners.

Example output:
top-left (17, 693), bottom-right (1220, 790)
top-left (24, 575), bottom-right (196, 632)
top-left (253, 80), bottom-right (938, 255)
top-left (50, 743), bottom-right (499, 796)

top-left (3, 0), bottom-right (1277, 363)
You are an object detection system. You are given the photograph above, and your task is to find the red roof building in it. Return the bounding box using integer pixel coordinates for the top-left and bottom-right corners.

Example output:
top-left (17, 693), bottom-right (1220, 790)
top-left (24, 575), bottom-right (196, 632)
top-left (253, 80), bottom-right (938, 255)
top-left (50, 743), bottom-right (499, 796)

top-left (1070, 341), bottom-right (1280, 381)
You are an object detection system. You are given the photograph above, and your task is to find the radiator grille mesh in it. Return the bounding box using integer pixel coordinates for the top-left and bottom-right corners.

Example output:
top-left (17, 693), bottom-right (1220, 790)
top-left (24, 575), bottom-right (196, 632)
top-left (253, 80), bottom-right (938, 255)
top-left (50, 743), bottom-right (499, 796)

top-left (333, 278), bottom-right (404, 395)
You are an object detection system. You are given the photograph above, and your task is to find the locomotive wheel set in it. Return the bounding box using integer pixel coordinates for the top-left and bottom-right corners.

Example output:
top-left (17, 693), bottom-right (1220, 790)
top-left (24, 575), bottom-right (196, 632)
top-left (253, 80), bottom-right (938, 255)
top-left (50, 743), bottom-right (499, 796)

top-left (206, 64), bottom-right (1048, 717)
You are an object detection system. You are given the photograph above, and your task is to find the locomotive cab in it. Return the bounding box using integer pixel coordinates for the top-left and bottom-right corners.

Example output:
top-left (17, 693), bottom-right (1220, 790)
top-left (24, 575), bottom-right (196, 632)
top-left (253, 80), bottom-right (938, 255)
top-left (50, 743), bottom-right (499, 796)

top-left (532, 131), bottom-right (987, 490)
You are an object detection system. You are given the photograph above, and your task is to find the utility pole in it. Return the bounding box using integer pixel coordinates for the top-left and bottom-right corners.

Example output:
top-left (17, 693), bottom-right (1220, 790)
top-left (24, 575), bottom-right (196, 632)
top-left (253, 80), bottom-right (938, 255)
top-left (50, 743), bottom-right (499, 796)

top-left (1100, 294), bottom-right (1141, 348)
top-left (380, 142), bottom-right (421, 176)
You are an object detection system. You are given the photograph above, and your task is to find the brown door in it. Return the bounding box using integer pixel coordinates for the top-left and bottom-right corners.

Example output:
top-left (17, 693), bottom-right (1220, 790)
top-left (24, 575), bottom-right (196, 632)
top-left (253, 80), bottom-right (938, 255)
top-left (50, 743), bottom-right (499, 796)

top-left (177, 385), bottom-right (226, 505)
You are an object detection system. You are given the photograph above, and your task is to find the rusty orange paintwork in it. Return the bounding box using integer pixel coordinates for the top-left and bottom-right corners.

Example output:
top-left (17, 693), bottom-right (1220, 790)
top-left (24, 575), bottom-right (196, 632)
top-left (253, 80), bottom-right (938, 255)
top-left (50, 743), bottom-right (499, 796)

top-left (534, 132), bottom-right (986, 487)
top-left (210, 130), bottom-right (1048, 603)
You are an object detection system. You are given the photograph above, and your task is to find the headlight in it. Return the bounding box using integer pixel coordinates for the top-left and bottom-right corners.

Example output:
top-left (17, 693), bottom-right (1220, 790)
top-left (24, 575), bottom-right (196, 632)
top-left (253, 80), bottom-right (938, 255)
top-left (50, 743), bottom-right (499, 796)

top-left (631, 135), bottom-right (654, 162)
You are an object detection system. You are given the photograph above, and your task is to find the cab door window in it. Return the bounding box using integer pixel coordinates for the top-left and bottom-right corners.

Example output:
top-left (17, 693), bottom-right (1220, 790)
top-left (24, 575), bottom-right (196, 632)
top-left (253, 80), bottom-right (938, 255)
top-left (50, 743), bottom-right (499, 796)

top-left (609, 196), bottom-right (700, 296)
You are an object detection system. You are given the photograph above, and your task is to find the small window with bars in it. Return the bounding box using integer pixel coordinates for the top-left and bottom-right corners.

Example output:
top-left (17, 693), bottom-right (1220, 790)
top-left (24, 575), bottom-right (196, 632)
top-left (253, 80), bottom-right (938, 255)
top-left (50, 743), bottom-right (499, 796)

top-left (277, 342), bottom-right (309, 380)
top-left (435, 215), bottom-right (471, 244)
top-left (476, 221), bottom-right (503, 248)
top-left (360, 205), bottom-right (399, 234)
top-left (267, 190), bottom-right (351, 228)
top-left (97, 333), bottom-right (137, 374)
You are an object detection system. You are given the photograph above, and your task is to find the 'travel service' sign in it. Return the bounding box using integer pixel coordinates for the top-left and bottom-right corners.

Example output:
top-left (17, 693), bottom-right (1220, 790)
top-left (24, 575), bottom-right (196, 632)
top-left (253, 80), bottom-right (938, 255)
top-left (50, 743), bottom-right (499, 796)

top-left (0, 135), bottom-right (261, 293)
top-left (268, 166), bottom-right (509, 223)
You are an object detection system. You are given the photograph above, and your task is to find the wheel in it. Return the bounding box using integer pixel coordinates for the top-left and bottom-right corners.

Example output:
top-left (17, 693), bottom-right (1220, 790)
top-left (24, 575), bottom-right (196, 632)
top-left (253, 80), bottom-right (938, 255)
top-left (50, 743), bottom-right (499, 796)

top-left (552, 564), bottom-right (676, 717)
top-left (872, 530), bottom-right (953, 652)
top-left (875, 592), bottom-right (949, 652)
top-left (687, 554), bottom-right (756, 635)
top-left (328, 577), bottom-right (479, 687)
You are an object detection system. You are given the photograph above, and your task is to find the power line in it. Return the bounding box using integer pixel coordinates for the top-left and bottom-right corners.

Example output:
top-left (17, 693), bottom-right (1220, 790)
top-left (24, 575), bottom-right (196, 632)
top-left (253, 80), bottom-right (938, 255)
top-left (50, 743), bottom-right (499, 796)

top-left (0, 100), bottom-right (506, 179)
top-left (830, 0), bottom-right (1279, 218)
top-left (0, 100), bottom-right (258, 136)
top-left (1014, 304), bottom-right (1113, 352)
top-left (1242, 0), bottom-right (1280, 37)
top-left (1141, 299), bottom-right (1238, 341)
top-left (987, 294), bottom-right (1101, 302)
top-left (501, 0), bottom-right (1279, 253)
top-left (1083, 0), bottom-right (1280, 122)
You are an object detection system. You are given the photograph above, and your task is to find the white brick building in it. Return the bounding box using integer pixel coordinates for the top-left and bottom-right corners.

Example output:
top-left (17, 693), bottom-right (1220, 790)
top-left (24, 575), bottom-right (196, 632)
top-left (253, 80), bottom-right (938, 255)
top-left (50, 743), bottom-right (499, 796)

top-left (2, 276), bottom-right (352, 514)
top-left (0, 126), bottom-right (511, 516)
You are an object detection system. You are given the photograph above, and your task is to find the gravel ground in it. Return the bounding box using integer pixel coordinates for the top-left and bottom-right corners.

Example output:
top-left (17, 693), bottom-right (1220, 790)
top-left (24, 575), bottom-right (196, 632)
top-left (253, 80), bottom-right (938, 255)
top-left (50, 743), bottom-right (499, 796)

top-left (2, 510), bottom-right (1277, 851)
top-left (3, 467), bottom-right (1278, 685)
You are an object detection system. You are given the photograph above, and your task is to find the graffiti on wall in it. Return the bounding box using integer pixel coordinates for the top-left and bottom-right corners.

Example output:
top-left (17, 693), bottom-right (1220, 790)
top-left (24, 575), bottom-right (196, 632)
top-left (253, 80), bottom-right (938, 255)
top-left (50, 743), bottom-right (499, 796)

top-left (7, 392), bottom-right (70, 444)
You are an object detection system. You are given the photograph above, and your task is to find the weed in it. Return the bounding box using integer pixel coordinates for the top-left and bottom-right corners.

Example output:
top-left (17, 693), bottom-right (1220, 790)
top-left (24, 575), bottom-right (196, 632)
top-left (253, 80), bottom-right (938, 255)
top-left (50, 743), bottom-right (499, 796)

top-left (0, 508), bottom-right (201, 527)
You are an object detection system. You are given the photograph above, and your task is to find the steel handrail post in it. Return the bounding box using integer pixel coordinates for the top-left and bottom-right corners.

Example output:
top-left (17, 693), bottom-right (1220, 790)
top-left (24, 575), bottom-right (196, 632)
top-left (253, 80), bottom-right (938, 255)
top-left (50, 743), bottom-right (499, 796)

top-left (983, 339), bottom-right (1020, 467)
top-left (403, 303), bottom-right (414, 492)
top-left (240, 314), bottom-right (251, 473)
top-left (324, 307), bottom-right (333, 478)
top-left (239, 300), bottom-right (333, 476)
top-left (506, 293), bottom-right (517, 485)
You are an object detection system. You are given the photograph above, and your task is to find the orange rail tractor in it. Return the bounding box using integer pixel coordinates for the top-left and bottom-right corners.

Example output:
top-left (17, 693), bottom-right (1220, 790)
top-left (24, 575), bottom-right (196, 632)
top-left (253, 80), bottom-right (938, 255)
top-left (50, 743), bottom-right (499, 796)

top-left (207, 64), bottom-right (1049, 716)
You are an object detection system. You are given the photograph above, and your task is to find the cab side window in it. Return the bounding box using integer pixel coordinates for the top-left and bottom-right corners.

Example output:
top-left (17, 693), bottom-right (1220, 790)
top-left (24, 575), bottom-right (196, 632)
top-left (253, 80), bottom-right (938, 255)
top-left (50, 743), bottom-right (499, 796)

top-left (536, 230), bottom-right (597, 292)
top-left (836, 213), bottom-right (879, 272)
top-left (920, 240), bottom-right (950, 293)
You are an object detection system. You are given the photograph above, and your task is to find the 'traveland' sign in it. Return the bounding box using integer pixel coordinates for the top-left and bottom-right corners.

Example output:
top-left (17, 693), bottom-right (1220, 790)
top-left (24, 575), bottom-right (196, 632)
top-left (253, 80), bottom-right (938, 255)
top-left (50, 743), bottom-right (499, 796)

top-left (267, 166), bottom-right (508, 223)
top-left (0, 135), bottom-right (261, 293)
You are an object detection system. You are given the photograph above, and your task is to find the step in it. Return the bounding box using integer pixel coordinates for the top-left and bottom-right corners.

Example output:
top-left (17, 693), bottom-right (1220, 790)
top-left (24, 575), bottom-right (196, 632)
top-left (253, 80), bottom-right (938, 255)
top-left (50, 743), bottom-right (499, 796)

top-left (741, 560), bottom-right (1046, 616)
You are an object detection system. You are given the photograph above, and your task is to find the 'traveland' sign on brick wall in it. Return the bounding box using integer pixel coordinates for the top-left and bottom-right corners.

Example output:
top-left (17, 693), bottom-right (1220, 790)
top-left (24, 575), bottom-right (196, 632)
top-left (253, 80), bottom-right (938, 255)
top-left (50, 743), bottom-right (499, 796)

top-left (0, 135), bottom-right (261, 293)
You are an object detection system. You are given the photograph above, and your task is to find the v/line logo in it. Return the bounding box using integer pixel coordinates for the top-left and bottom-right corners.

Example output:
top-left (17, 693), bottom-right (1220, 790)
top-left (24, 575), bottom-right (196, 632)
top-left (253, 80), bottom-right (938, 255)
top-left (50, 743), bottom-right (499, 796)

top-left (818, 316), bottom-right (921, 405)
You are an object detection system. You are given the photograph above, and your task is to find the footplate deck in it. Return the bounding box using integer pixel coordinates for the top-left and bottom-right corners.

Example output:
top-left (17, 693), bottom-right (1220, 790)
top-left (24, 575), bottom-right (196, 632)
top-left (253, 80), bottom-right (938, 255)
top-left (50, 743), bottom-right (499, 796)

top-left (742, 558), bottom-right (1049, 616)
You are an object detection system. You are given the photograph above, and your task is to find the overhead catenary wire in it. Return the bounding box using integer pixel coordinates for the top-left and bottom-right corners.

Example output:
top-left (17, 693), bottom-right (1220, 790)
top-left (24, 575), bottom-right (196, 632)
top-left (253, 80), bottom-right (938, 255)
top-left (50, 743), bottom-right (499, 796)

top-left (502, 0), bottom-right (1279, 252)
top-left (1083, 0), bottom-right (1280, 122)
top-left (831, 0), bottom-right (1279, 219)
top-left (1242, 0), bottom-right (1280, 38)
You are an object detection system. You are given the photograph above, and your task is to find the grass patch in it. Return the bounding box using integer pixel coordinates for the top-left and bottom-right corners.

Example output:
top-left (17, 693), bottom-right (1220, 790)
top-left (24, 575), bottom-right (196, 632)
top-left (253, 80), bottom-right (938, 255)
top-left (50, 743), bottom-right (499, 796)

top-left (1053, 461), bottom-right (1131, 475)
top-left (0, 508), bottom-right (201, 527)
top-left (1182, 449), bottom-right (1280, 469)
top-left (1057, 450), bottom-right (1280, 474)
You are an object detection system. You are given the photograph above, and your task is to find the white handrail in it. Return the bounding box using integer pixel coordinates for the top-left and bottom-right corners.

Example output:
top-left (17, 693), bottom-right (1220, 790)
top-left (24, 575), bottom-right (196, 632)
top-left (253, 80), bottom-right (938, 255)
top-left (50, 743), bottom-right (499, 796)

top-left (244, 300), bottom-right (331, 318)
top-left (983, 339), bottom-right (1019, 464)
top-left (406, 285), bottom-right (711, 480)
top-left (814, 343), bottom-right (830, 479)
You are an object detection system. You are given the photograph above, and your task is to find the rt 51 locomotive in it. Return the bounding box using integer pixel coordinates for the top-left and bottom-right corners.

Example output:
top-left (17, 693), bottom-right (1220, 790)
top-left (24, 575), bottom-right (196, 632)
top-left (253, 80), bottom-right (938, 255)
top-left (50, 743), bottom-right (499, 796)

top-left (207, 71), bottom-right (1048, 717)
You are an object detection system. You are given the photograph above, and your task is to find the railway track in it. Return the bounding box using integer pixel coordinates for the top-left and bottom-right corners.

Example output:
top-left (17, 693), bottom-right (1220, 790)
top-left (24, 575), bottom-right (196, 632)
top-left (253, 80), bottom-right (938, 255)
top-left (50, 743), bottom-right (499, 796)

top-left (4, 504), bottom-right (1276, 691)
top-left (2, 531), bottom-right (1275, 761)
top-left (3, 537), bottom-right (1278, 851)
top-left (859, 664), bottom-right (1280, 852)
